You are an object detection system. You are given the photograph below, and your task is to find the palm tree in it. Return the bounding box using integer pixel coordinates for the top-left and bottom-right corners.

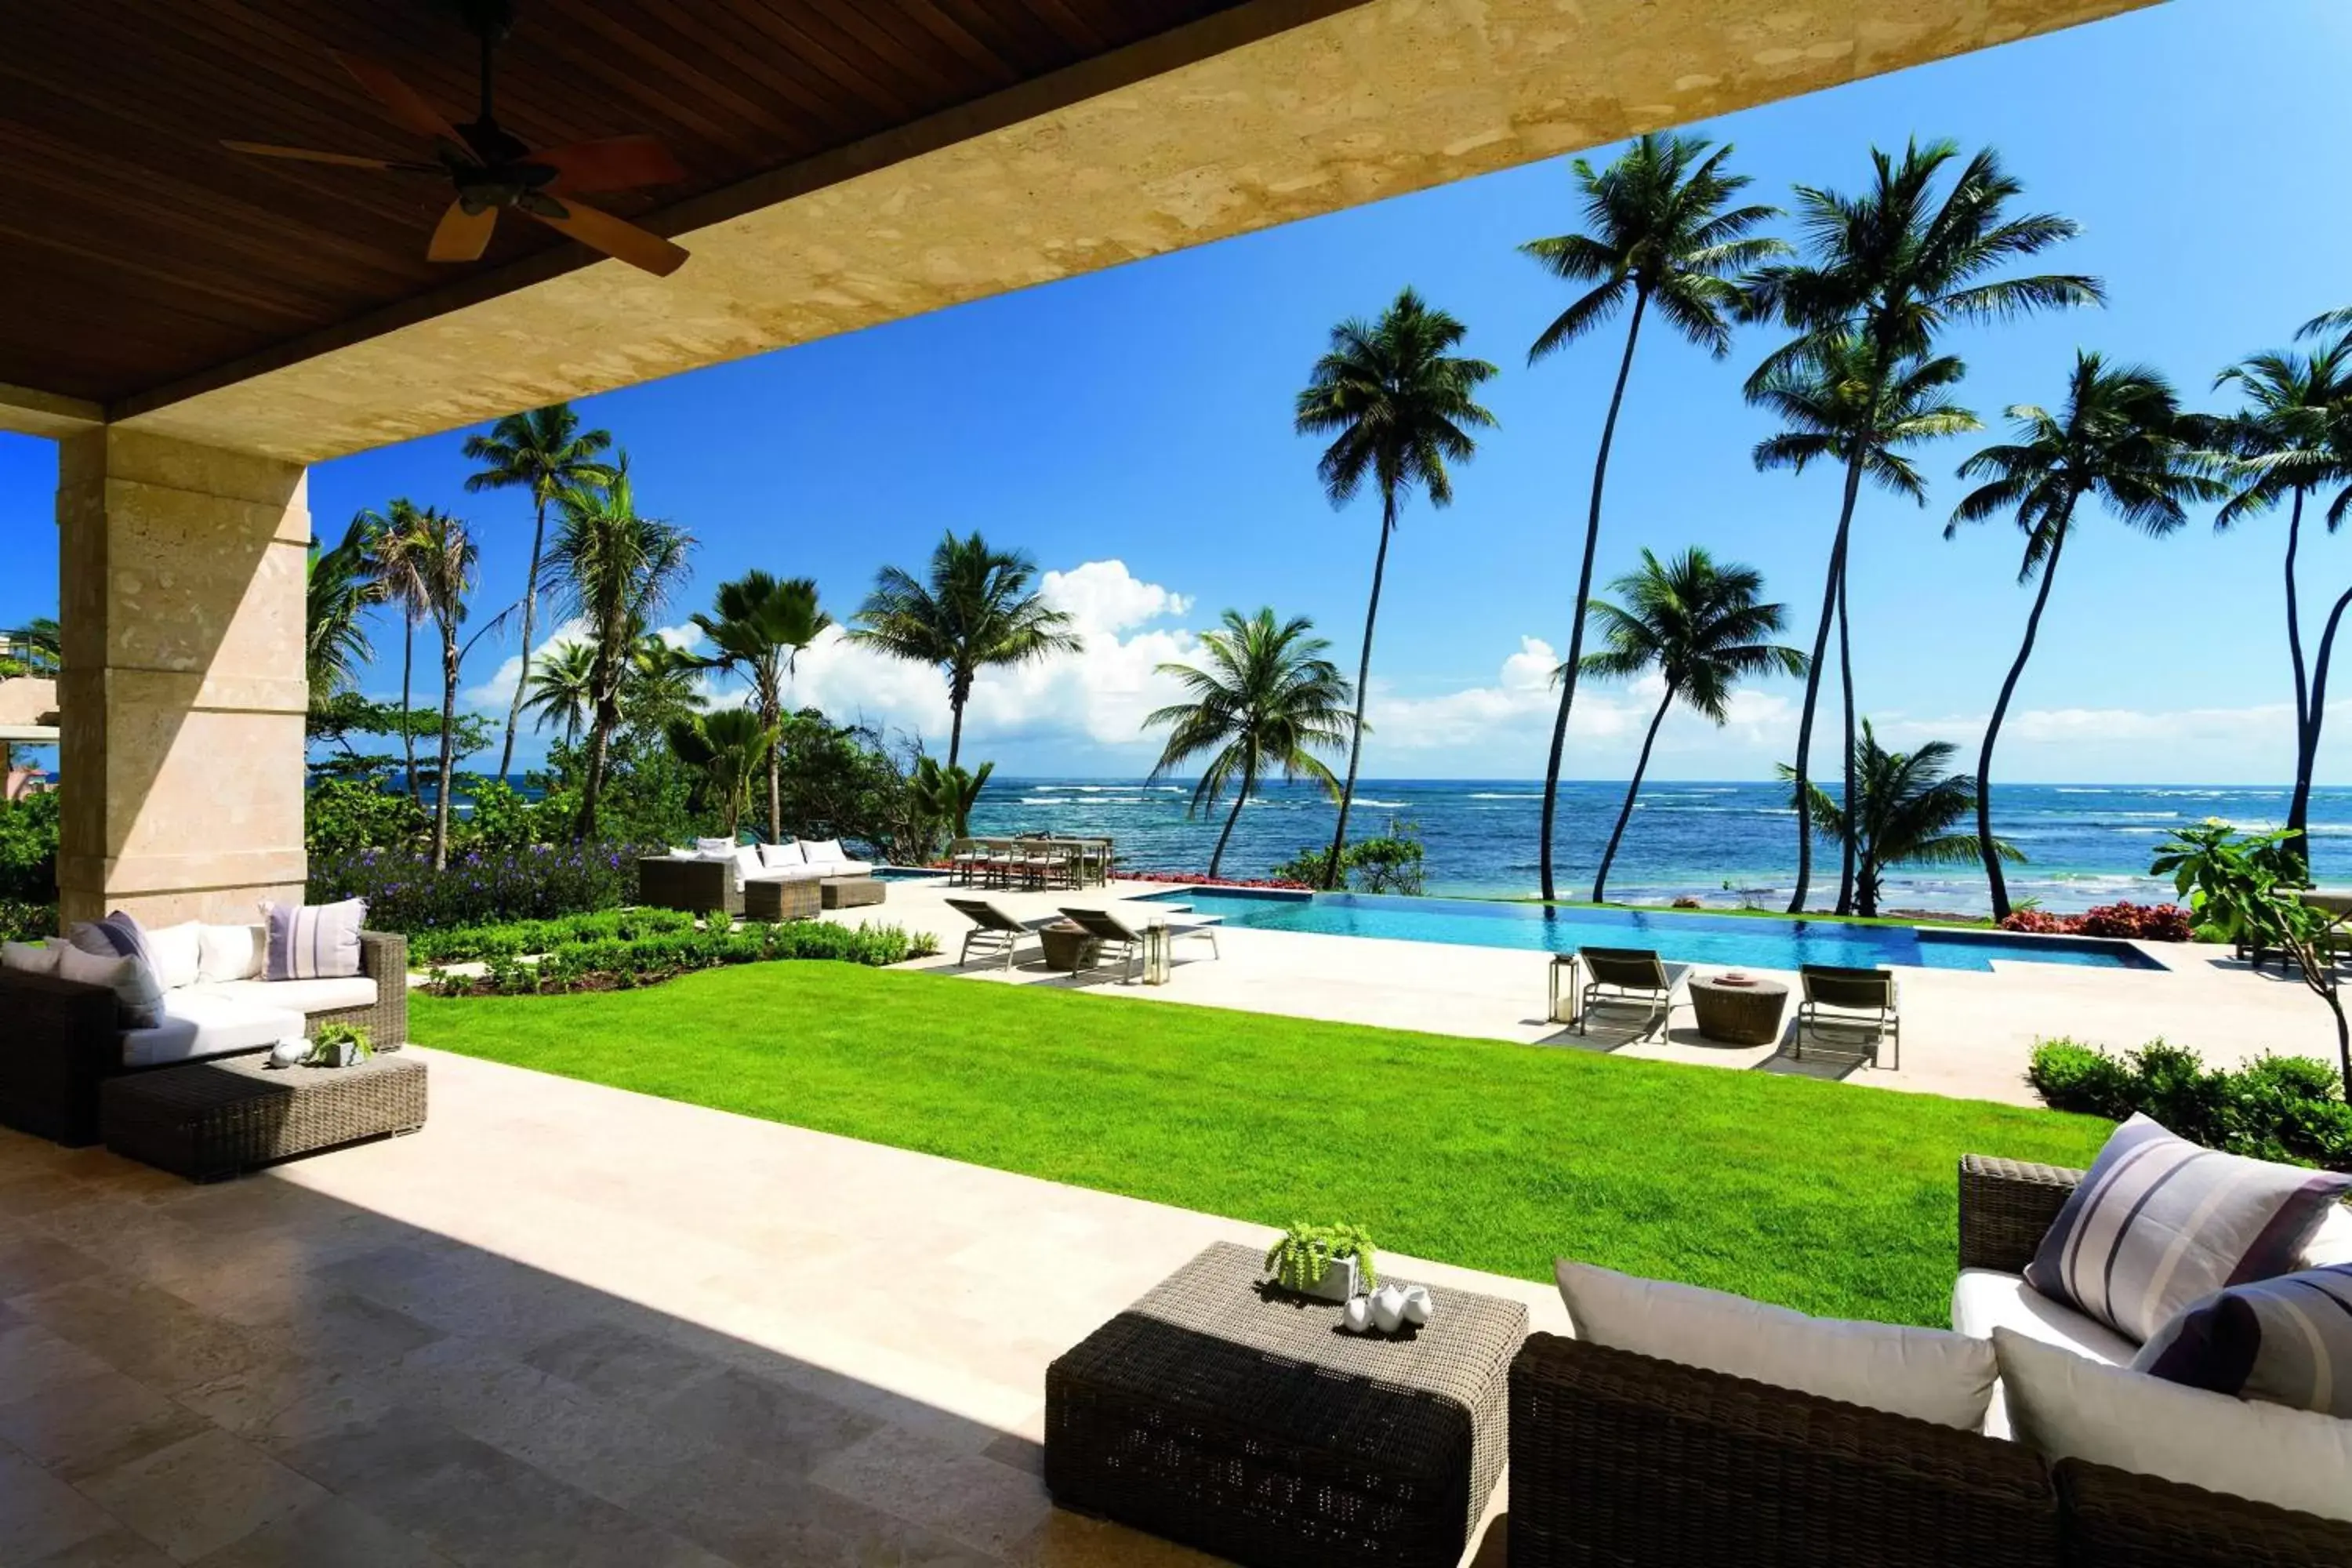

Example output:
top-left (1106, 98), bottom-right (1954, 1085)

top-left (1947, 354), bottom-right (2223, 919)
top-left (305, 514), bottom-right (377, 699)
top-left (692, 572), bottom-right (831, 843)
top-left (521, 640), bottom-right (597, 747)
top-left (1575, 548), bottom-right (1806, 902)
top-left (665, 708), bottom-right (777, 838)
top-left (1750, 337), bottom-right (1979, 913)
top-left (2204, 340), bottom-right (2352, 873)
top-left (543, 457), bottom-right (695, 838)
top-left (409, 507), bottom-right (480, 871)
top-left (620, 634), bottom-right (709, 732)
top-left (909, 757), bottom-right (995, 841)
top-left (462, 404), bottom-right (617, 781)
top-left (851, 532), bottom-right (1080, 770)
top-left (1295, 288), bottom-right (1497, 888)
top-left (1784, 722), bottom-right (2019, 918)
top-left (1519, 132), bottom-right (1784, 902)
top-left (1744, 140), bottom-right (2100, 913)
top-left (1144, 608), bottom-right (1355, 880)
top-left (364, 499), bottom-right (434, 803)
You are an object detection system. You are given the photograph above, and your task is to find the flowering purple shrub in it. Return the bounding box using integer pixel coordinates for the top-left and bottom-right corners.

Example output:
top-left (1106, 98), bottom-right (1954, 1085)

top-left (307, 840), bottom-right (646, 933)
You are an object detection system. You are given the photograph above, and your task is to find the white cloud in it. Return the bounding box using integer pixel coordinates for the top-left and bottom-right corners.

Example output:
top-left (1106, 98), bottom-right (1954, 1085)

top-left (463, 617), bottom-right (590, 709)
top-left (1874, 702), bottom-right (2293, 749)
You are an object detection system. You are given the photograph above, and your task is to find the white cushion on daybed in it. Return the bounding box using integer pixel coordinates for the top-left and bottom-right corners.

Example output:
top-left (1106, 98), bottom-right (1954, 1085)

top-left (1952, 1269), bottom-right (2137, 1437)
top-left (122, 989), bottom-right (302, 1069)
top-left (198, 976), bottom-right (377, 1014)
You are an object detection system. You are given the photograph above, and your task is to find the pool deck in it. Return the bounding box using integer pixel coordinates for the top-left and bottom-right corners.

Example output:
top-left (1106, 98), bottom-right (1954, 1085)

top-left (848, 876), bottom-right (2340, 1107)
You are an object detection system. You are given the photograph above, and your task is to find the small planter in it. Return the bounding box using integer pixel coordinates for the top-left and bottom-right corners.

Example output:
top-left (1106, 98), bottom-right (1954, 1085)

top-left (1293, 1254), bottom-right (1360, 1303)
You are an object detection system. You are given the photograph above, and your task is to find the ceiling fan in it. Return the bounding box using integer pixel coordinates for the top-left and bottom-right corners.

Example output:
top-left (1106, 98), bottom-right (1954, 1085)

top-left (221, 0), bottom-right (690, 277)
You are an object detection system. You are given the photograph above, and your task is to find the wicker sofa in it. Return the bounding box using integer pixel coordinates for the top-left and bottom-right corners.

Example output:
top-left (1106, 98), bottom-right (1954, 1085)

top-left (1507, 1155), bottom-right (2352, 1568)
top-left (0, 929), bottom-right (408, 1148)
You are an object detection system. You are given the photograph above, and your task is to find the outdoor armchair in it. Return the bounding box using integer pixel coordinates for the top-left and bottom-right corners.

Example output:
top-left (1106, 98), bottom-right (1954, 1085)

top-left (946, 897), bottom-right (1062, 970)
top-left (1796, 964), bottom-right (1901, 1069)
top-left (1057, 906), bottom-right (1221, 982)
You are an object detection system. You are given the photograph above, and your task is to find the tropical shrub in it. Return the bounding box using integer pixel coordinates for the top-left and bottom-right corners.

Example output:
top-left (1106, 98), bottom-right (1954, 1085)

top-left (1998, 901), bottom-right (2194, 941)
top-left (425, 919), bottom-right (935, 996)
top-left (2027, 1036), bottom-right (2352, 1171)
top-left (407, 906), bottom-right (700, 965)
top-left (310, 840), bottom-right (644, 933)
top-left (0, 792), bottom-right (60, 903)
top-left (304, 778), bottom-right (431, 856)
top-left (1270, 818), bottom-right (1427, 895)
top-left (0, 897), bottom-right (56, 942)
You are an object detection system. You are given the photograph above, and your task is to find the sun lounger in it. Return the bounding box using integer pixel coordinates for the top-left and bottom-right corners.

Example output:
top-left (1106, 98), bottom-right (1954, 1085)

top-left (1795, 964), bottom-right (1900, 1069)
top-left (946, 898), bottom-right (1062, 970)
top-left (1058, 906), bottom-right (1221, 982)
top-left (1571, 947), bottom-right (1681, 1038)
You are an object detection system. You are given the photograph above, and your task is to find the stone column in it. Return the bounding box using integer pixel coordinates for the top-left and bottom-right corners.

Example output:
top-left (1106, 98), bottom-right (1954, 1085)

top-left (55, 430), bottom-right (309, 926)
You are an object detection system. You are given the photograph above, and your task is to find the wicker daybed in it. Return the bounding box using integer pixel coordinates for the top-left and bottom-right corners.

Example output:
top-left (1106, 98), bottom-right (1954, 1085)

top-left (1506, 1155), bottom-right (2352, 1567)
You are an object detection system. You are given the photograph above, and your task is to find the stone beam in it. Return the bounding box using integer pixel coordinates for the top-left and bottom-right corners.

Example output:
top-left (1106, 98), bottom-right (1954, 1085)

top-left (55, 430), bottom-right (308, 926)
top-left (114, 0), bottom-right (2158, 464)
top-left (0, 383), bottom-right (103, 441)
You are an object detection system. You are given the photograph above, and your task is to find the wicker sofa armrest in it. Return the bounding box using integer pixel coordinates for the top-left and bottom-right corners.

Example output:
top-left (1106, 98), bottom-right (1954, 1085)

top-left (1959, 1154), bottom-right (2084, 1275)
top-left (0, 967), bottom-right (125, 1147)
top-left (2056, 1457), bottom-right (2352, 1568)
top-left (1508, 1332), bottom-right (2059, 1568)
top-left (355, 930), bottom-right (408, 1047)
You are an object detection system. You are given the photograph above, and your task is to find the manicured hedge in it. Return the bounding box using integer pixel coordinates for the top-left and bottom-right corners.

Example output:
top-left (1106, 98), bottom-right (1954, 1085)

top-left (408, 907), bottom-right (700, 965)
top-left (309, 840), bottom-right (644, 932)
top-left (424, 920), bottom-right (936, 996)
top-left (2028, 1036), bottom-right (2352, 1171)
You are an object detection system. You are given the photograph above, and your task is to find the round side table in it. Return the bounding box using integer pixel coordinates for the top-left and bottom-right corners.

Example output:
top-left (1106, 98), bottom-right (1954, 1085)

top-left (1040, 921), bottom-right (1099, 973)
top-left (1687, 974), bottom-right (1790, 1046)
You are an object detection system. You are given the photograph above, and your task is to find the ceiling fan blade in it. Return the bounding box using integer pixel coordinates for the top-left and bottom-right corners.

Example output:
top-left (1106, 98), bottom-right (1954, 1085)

top-left (534, 135), bottom-right (687, 194)
top-left (527, 198), bottom-right (688, 278)
top-left (427, 201), bottom-right (498, 263)
top-left (221, 140), bottom-right (439, 172)
top-left (330, 49), bottom-right (466, 148)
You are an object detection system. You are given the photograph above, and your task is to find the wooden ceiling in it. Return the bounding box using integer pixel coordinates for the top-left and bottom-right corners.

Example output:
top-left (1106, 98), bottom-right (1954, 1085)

top-left (0, 0), bottom-right (1258, 408)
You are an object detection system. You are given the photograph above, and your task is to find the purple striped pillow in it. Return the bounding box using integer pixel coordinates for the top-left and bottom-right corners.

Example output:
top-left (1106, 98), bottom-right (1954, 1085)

top-left (263, 898), bottom-right (367, 981)
top-left (67, 909), bottom-right (158, 974)
top-left (2026, 1114), bottom-right (2352, 1343)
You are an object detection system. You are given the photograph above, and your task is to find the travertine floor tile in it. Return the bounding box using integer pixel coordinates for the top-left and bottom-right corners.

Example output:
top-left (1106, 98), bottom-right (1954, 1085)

top-left (77, 1428), bottom-right (327, 1563)
top-left (0, 1236), bottom-right (107, 1298)
top-left (16, 1279), bottom-right (285, 1395)
top-left (0, 1443), bottom-right (121, 1564)
top-left (810, 1425), bottom-right (1053, 1557)
top-left (185, 1495), bottom-right (455, 1568)
top-left (0, 1324), bottom-right (116, 1403)
top-left (619, 1445), bottom-right (998, 1568)
top-left (25, 1524), bottom-right (179, 1566)
top-left (643, 1364), bottom-right (881, 1475)
top-left (0, 1370), bottom-right (209, 1482)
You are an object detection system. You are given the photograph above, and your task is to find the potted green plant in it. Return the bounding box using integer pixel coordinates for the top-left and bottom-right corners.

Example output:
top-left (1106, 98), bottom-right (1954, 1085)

top-left (1264, 1221), bottom-right (1379, 1303)
top-left (307, 1022), bottom-right (374, 1069)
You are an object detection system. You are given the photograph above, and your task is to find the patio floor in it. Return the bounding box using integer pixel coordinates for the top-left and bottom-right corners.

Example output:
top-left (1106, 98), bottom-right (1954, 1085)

top-left (0, 1047), bottom-right (1557, 1566)
top-left (861, 876), bottom-right (2340, 1105)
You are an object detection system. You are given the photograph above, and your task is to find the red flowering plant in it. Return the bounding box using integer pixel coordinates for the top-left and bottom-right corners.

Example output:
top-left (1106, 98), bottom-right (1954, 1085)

top-left (1998, 900), bottom-right (2195, 941)
top-left (1124, 869), bottom-right (1314, 891)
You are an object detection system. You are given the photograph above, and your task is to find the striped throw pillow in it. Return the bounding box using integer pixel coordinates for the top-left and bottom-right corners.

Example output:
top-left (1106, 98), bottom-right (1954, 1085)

top-left (67, 909), bottom-right (158, 975)
top-left (2025, 1115), bottom-right (2352, 1344)
top-left (263, 898), bottom-right (368, 981)
top-left (2135, 1261), bottom-right (2352, 1415)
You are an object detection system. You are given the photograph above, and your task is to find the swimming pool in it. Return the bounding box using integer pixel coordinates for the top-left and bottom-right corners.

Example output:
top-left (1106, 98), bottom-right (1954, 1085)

top-left (1136, 889), bottom-right (2165, 973)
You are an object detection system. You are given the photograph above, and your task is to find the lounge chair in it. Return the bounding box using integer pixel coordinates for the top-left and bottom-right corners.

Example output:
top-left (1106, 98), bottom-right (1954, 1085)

top-left (1572, 947), bottom-right (1679, 1038)
top-left (1058, 906), bottom-right (1221, 982)
top-left (1795, 964), bottom-right (1900, 1069)
top-left (946, 898), bottom-right (1062, 970)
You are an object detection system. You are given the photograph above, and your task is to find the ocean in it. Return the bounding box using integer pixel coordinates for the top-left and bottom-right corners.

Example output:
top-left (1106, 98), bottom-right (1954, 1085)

top-left (962, 779), bottom-right (2352, 916)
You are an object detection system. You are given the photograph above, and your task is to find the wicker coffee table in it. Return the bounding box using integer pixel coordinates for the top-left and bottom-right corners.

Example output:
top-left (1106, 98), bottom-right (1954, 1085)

top-left (820, 876), bottom-right (885, 909)
top-left (743, 877), bottom-right (822, 922)
top-left (1688, 973), bottom-right (1791, 1046)
top-left (1046, 1240), bottom-right (1527, 1568)
top-left (101, 1053), bottom-right (427, 1181)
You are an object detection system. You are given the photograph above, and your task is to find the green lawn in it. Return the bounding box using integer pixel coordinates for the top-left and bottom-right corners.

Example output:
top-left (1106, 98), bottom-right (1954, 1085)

top-left (409, 962), bottom-right (2107, 1326)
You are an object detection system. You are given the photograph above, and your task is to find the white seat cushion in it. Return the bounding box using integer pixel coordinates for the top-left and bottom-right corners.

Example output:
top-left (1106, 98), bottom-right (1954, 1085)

top-left (124, 990), bottom-right (301, 1069)
top-left (196, 977), bottom-right (377, 1014)
top-left (1952, 1268), bottom-right (2136, 1437)
top-left (752, 862), bottom-right (830, 883)
top-left (825, 860), bottom-right (875, 878)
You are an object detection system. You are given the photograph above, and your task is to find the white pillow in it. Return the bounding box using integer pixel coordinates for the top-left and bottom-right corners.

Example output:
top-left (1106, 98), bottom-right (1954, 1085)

top-left (146, 921), bottom-right (201, 990)
top-left (2300, 1203), bottom-right (2352, 1269)
top-left (196, 923), bottom-right (261, 984)
top-left (669, 845), bottom-right (698, 860)
top-left (732, 845), bottom-right (762, 884)
top-left (2, 938), bottom-right (61, 976)
top-left (694, 837), bottom-right (735, 856)
top-left (56, 942), bottom-right (165, 1029)
top-left (1555, 1259), bottom-right (1997, 1431)
top-left (801, 838), bottom-right (846, 866)
top-left (757, 841), bottom-right (804, 870)
top-left (1994, 1327), bottom-right (2352, 1523)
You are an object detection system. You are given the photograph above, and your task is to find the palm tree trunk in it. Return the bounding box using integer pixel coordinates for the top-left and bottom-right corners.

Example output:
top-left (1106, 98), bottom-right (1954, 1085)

top-left (433, 622), bottom-right (458, 871)
top-left (575, 651), bottom-right (619, 840)
top-left (1325, 493), bottom-right (1396, 890)
top-left (496, 495), bottom-right (547, 782)
top-left (946, 678), bottom-right (967, 773)
top-left (765, 694), bottom-right (783, 846)
top-left (1788, 456), bottom-right (1865, 913)
top-left (1592, 684), bottom-right (1674, 903)
top-left (401, 619), bottom-right (418, 803)
top-left (2295, 579), bottom-right (2352, 872)
top-left (1977, 509), bottom-right (2075, 922)
top-left (2282, 490), bottom-right (2312, 877)
top-left (1834, 563), bottom-right (1859, 916)
top-left (1540, 294), bottom-right (1648, 902)
top-left (1208, 766), bottom-right (1254, 880)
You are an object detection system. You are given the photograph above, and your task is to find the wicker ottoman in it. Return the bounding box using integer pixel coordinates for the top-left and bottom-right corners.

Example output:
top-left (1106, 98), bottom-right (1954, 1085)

top-left (1688, 974), bottom-right (1791, 1046)
top-left (101, 1054), bottom-right (427, 1181)
top-left (1046, 1241), bottom-right (1527, 1568)
top-left (820, 877), bottom-right (886, 909)
top-left (743, 877), bottom-right (822, 922)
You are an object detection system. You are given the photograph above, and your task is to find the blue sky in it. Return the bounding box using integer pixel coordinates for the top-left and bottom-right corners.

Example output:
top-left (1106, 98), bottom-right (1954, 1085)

top-left (4, 0), bottom-right (2347, 782)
